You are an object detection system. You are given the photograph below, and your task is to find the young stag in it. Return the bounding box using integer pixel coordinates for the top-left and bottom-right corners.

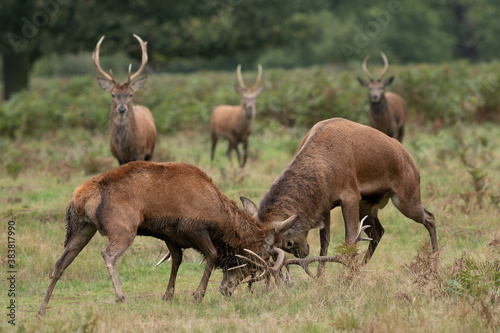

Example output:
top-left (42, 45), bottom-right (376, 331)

top-left (357, 51), bottom-right (407, 142)
top-left (37, 161), bottom-right (296, 316)
top-left (242, 118), bottom-right (438, 277)
top-left (210, 64), bottom-right (263, 168)
top-left (93, 34), bottom-right (157, 165)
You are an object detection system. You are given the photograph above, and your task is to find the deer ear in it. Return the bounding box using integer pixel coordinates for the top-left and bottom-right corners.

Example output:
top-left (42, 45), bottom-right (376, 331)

top-left (272, 214), bottom-right (298, 234)
top-left (357, 77), bottom-right (369, 87)
top-left (131, 76), bottom-right (148, 92)
top-left (384, 76), bottom-right (394, 87)
top-left (97, 77), bottom-right (114, 91)
top-left (240, 196), bottom-right (258, 220)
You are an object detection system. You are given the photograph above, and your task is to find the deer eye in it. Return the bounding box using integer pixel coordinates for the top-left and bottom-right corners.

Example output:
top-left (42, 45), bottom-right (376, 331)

top-left (128, 94), bottom-right (133, 98)
top-left (111, 93), bottom-right (116, 98)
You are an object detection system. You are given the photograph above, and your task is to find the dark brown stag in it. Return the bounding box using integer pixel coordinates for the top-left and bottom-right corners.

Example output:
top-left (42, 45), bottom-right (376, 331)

top-left (93, 34), bottom-right (157, 165)
top-left (357, 51), bottom-right (407, 142)
top-left (241, 118), bottom-right (438, 277)
top-left (210, 64), bottom-right (263, 168)
top-left (37, 161), bottom-right (297, 316)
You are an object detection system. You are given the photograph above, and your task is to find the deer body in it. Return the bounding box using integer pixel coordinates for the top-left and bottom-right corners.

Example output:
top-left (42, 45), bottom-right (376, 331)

top-left (243, 118), bottom-right (438, 276)
top-left (37, 161), bottom-right (295, 315)
top-left (368, 91), bottom-right (407, 142)
top-left (210, 65), bottom-right (263, 168)
top-left (108, 102), bottom-right (156, 164)
top-left (93, 35), bottom-right (156, 165)
top-left (358, 52), bottom-right (407, 142)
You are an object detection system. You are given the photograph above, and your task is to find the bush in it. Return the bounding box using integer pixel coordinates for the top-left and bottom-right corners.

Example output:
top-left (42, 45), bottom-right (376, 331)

top-left (2, 61), bottom-right (500, 139)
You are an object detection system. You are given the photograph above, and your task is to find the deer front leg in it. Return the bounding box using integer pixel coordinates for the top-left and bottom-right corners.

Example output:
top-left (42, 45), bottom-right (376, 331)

top-left (192, 236), bottom-right (218, 302)
top-left (162, 243), bottom-right (183, 301)
top-left (341, 195), bottom-right (362, 245)
top-left (241, 139), bottom-right (249, 168)
top-left (317, 212), bottom-right (331, 278)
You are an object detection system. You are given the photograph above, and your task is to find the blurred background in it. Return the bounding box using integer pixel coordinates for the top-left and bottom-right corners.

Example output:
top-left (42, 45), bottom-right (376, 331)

top-left (1, 0), bottom-right (500, 137)
top-left (2, 0), bottom-right (499, 99)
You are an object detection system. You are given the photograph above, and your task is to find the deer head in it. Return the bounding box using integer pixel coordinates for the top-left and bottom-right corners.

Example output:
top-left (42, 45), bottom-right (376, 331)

top-left (357, 51), bottom-right (394, 103)
top-left (235, 64), bottom-right (264, 118)
top-left (93, 34), bottom-right (148, 122)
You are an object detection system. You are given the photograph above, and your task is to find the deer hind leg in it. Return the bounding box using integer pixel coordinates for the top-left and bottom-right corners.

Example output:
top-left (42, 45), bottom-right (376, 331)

top-left (38, 223), bottom-right (97, 316)
top-left (101, 231), bottom-right (136, 303)
top-left (317, 212), bottom-right (331, 278)
top-left (391, 194), bottom-right (439, 254)
top-left (162, 242), bottom-right (183, 301)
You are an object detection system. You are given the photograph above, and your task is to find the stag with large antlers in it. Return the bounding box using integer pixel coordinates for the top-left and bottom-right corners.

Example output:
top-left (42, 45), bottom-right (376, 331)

top-left (210, 64), bottom-right (263, 168)
top-left (37, 161), bottom-right (298, 315)
top-left (93, 34), bottom-right (156, 165)
top-left (239, 118), bottom-right (438, 278)
top-left (357, 51), bottom-right (407, 142)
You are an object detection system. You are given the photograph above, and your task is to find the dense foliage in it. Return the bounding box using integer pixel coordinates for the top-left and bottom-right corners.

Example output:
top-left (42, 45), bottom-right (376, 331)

top-left (1, 61), bottom-right (500, 138)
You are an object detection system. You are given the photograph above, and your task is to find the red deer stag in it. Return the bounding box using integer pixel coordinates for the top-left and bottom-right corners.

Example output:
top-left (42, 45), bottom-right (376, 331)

top-left (241, 118), bottom-right (438, 277)
top-left (357, 51), bottom-right (407, 142)
top-left (93, 34), bottom-right (157, 165)
top-left (37, 161), bottom-right (297, 316)
top-left (210, 64), bottom-right (263, 168)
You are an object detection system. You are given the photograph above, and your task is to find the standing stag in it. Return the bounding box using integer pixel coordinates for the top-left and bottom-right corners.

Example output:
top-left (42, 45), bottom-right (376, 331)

top-left (241, 118), bottom-right (438, 277)
top-left (357, 51), bottom-right (407, 142)
top-left (210, 64), bottom-right (263, 168)
top-left (93, 34), bottom-right (157, 165)
top-left (37, 161), bottom-right (297, 315)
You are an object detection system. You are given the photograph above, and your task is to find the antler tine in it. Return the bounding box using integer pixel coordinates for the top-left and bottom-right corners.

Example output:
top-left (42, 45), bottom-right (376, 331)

top-left (92, 35), bottom-right (114, 82)
top-left (361, 54), bottom-right (373, 80)
top-left (243, 248), bottom-right (268, 267)
top-left (251, 64), bottom-right (263, 90)
top-left (128, 34), bottom-right (148, 82)
top-left (154, 252), bottom-right (171, 267)
top-left (270, 247), bottom-right (287, 272)
top-left (283, 255), bottom-right (348, 278)
top-left (379, 51), bottom-right (389, 79)
top-left (236, 64), bottom-right (247, 90)
top-left (357, 215), bottom-right (373, 242)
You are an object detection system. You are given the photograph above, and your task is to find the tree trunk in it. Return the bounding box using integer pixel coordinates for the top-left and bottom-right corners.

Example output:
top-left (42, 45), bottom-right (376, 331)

top-left (3, 53), bottom-right (30, 101)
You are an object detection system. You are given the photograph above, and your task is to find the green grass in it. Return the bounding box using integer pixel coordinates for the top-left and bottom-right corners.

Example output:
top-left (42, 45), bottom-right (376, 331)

top-left (0, 122), bottom-right (499, 332)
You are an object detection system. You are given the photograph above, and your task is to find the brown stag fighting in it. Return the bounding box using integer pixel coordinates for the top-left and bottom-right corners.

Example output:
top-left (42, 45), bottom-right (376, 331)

top-left (37, 161), bottom-right (298, 316)
top-left (240, 118), bottom-right (438, 278)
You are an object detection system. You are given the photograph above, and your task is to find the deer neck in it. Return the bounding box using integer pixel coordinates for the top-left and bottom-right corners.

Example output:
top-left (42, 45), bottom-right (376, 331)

top-left (241, 103), bottom-right (255, 123)
top-left (370, 95), bottom-right (389, 117)
top-left (109, 103), bottom-right (137, 143)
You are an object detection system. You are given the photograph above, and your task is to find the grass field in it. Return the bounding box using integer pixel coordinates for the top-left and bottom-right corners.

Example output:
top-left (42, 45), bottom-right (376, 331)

top-left (0, 120), bottom-right (499, 332)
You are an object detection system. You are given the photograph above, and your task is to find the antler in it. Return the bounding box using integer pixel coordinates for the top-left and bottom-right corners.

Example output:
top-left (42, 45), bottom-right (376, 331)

top-left (236, 64), bottom-right (263, 91)
top-left (252, 64), bottom-right (263, 90)
top-left (92, 36), bottom-right (115, 82)
top-left (361, 55), bottom-right (373, 80)
top-left (128, 34), bottom-right (148, 82)
top-left (362, 52), bottom-right (390, 80)
top-left (379, 51), bottom-right (389, 79)
top-left (283, 255), bottom-right (348, 278)
top-left (236, 64), bottom-right (247, 90)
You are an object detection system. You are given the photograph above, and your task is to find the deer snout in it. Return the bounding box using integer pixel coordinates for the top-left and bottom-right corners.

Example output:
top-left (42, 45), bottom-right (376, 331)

top-left (118, 106), bottom-right (126, 114)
